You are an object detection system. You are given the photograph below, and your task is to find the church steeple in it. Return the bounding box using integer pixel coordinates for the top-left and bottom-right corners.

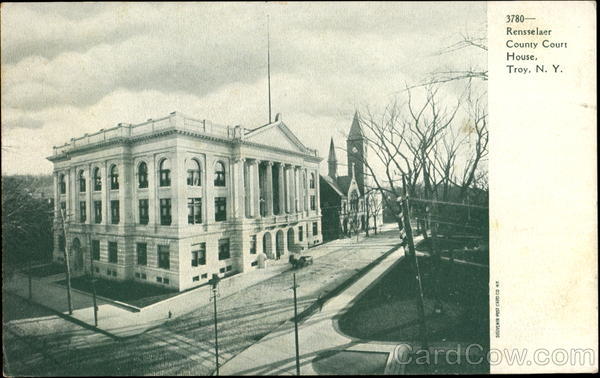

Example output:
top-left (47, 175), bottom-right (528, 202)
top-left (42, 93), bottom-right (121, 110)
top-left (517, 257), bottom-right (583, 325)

top-left (327, 138), bottom-right (337, 179)
top-left (346, 111), bottom-right (367, 193)
top-left (348, 111), bottom-right (363, 140)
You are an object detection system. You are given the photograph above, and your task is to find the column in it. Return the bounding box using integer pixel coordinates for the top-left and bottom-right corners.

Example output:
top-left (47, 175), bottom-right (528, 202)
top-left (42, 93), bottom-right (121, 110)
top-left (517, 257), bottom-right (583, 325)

top-left (53, 172), bottom-right (59, 219)
top-left (303, 168), bottom-right (309, 214)
top-left (233, 158), bottom-right (245, 218)
top-left (277, 163), bottom-right (285, 215)
top-left (251, 160), bottom-right (260, 218)
top-left (173, 151), bottom-right (187, 226)
top-left (102, 162), bottom-right (109, 225)
top-left (206, 155), bottom-right (216, 223)
top-left (86, 165), bottom-right (92, 225)
top-left (294, 167), bottom-right (300, 213)
top-left (265, 162), bottom-right (273, 216)
top-left (284, 165), bottom-right (291, 213)
top-left (315, 167), bottom-right (321, 215)
top-left (148, 157), bottom-right (156, 226)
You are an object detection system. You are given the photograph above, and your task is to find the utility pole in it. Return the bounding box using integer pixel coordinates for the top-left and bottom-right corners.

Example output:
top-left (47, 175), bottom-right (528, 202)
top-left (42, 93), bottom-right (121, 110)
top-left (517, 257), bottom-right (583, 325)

top-left (209, 274), bottom-right (221, 376)
top-left (292, 273), bottom-right (301, 375)
top-left (88, 234), bottom-right (98, 327)
top-left (59, 207), bottom-right (73, 315)
top-left (400, 175), bottom-right (429, 361)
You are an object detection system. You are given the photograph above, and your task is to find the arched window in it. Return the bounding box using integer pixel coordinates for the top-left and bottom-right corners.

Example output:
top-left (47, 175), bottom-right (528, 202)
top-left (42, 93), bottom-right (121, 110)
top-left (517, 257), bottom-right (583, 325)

top-left (59, 174), bottom-right (66, 194)
top-left (159, 159), bottom-right (171, 187)
top-left (350, 190), bottom-right (359, 211)
top-left (138, 162), bottom-right (148, 189)
top-left (310, 172), bottom-right (316, 189)
top-left (110, 165), bottom-right (119, 190)
top-left (93, 167), bottom-right (102, 191)
top-left (214, 161), bottom-right (226, 187)
top-left (78, 170), bottom-right (86, 192)
top-left (186, 159), bottom-right (202, 186)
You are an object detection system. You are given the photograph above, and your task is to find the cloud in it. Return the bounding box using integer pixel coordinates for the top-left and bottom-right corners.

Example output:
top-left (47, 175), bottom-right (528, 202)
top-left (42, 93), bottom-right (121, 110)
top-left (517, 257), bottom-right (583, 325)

top-left (0, 2), bottom-right (486, 175)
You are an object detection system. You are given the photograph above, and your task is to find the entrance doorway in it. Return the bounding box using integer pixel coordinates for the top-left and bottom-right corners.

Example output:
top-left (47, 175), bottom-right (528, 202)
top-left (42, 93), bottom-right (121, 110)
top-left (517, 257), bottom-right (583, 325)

top-left (275, 230), bottom-right (285, 259)
top-left (263, 232), bottom-right (273, 259)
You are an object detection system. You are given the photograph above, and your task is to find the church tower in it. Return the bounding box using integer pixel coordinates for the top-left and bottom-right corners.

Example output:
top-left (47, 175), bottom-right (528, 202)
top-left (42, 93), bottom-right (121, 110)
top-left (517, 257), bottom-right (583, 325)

top-left (346, 111), bottom-right (367, 194)
top-left (327, 138), bottom-right (337, 179)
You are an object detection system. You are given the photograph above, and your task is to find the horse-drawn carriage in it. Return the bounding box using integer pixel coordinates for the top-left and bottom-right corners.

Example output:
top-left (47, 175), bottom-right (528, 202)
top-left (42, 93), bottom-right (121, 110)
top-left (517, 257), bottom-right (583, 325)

top-left (289, 254), bottom-right (313, 269)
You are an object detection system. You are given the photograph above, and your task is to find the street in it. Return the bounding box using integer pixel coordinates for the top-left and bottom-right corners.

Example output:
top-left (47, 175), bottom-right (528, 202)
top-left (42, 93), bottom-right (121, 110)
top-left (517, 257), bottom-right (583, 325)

top-left (4, 226), bottom-right (400, 376)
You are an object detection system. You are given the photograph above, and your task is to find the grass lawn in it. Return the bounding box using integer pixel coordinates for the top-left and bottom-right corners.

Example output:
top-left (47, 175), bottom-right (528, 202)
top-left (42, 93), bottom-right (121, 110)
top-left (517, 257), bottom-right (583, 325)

top-left (338, 256), bottom-right (489, 345)
top-left (57, 276), bottom-right (179, 308)
top-left (416, 236), bottom-right (489, 265)
top-left (23, 263), bottom-right (65, 278)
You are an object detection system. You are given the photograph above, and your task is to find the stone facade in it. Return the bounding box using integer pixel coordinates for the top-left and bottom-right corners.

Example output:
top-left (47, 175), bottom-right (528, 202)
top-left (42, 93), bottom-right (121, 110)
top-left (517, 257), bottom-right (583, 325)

top-left (48, 112), bottom-right (323, 291)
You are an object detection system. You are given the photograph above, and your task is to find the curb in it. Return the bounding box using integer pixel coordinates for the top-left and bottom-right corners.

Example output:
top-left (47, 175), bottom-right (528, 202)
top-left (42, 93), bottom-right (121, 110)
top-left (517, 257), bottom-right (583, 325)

top-left (4, 290), bottom-right (121, 341)
top-left (296, 242), bottom-right (403, 323)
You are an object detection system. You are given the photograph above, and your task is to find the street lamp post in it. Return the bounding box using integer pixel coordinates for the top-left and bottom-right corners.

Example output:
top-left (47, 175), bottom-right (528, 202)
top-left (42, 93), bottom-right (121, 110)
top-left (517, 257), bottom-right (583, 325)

top-left (209, 274), bottom-right (221, 376)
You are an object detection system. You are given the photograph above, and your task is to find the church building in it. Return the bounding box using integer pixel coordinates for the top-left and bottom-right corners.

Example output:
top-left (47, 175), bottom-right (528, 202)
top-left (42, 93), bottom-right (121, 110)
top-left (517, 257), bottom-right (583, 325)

top-left (319, 112), bottom-right (383, 241)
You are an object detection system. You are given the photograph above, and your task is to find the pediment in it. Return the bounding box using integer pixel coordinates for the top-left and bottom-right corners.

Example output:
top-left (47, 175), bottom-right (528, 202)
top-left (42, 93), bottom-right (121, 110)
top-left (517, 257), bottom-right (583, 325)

top-left (245, 122), bottom-right (307, 153)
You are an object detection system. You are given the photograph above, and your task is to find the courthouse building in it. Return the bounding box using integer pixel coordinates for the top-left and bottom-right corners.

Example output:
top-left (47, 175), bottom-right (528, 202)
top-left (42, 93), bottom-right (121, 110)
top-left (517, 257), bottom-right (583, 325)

top-left (48, 112), bottom-right (323, 291)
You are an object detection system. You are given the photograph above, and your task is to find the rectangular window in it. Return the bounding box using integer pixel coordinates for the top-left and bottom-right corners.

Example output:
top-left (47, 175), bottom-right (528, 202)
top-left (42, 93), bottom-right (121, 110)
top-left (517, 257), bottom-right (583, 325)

top-left (135, 272), bottom-right (140, 278)
top-left (215, 197), bottom-right (227, 222)
top-left (226, 265), bottom-right (232, 272)
top-left (158, 245), bottom-right (170, 270)
top-left (160, 170), bottom-right (170, 187)
top-left (193, 276), bottom-right (200, 282)
top-left (164, 278), bottom-right (169, 285)
top-left (187, 198), bottom-right (203, 224)
top-left (139, 199), bottom-right (149, 225)
top-left (250, 235), bottom-right (257, 254)
top-left (298, 226), bottom-right (303, 242)
top-left (201, 273), bottom-right (207, 279)
top-left (108, 242), bottom-right (118, 263)
top-left (80, 176), bottom-right (86, 192)
top-left (80, 201), bottom-right (86, 223)
top-left (137, 243), bottom-right (147, 266)
top-left (313, 222), bottom-right (318, 236)
top-left (141, 273), bottom-right (146, 279)
top-left (160, 199), bottom-right (172, 225)
top-left (251, 261), bottom-right (258, 267)
top-left (94, 201), bottom-right (102, 223)
top-left (111, 200), bottom-right (120, 224)
top-left (310, 195), bottom-right (316, 210)
top-left (220, 267), bottom-right (226, 273)
top-left (157, 277), bottom-right (162, 283)
top-left (92, 240), bottom-right (100, 261)
top-left (94, 173), bottom-right (102, 191)
top-left (191, 243), bottom-right (206, 267)
top-left (218, 238), bottom-right (230, 260)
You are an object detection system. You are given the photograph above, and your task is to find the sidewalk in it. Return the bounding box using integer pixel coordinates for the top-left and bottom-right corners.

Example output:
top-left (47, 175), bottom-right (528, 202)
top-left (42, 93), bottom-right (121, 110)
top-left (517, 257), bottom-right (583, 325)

top-left (219, 241), bottom-right (407, 375)
top-left (4, 225), bottom-right (399, 339)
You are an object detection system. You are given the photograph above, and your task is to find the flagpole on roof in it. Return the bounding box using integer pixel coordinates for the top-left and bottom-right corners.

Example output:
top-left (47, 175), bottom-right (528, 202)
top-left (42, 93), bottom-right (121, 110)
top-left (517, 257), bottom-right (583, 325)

top-left (267, 14), bottom-right (272, 124)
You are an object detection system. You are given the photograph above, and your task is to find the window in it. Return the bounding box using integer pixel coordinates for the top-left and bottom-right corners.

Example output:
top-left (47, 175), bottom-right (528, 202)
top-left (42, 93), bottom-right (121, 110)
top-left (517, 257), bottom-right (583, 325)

top-left (138, 162), bottom-right (148, 189)
top-left (214, 161), bottom-right (226, 187)
top-left (313, 222), bottom-right (318, 236)
top-left (80, 201), bottom-right (86, 223)
top-left (157, 277), bottom-right (162, 283)
top-left (188, 198), bottom-right (202, 224)
top-left (250, 235), bottom-right (257, 254)
top-left (58, 235), bottom-right (65, 252)
top-left (159, 159), bottom-right (171, 187)
top-left (310, 172), bottom-right (315, 189)
top-left (92, 240), bottom-right (100, 261)
top-left (79, 170), bottom-right (86, 192)
top-left (187, 159), bottom-right (202, 186)
top-left (160, 199), bottom-right (172, 225)
top-left (93, 167), bottom-right (102, 191)
top-left (298, 226), bottom-right (303, 242)
top-left (226, 265), bottom-right (232, 272)
top-left (218, 238), bottom-right (230, 260)
top-left (191, 243), bottom-right (206, 267)
top-left (94, 201), bottom-right (102, 223)
top-left (59, 174), bottom-right (66, 194)
top-left (137, 243), bottom-right (147, 266)
top-left (193, 276), bottom-right (200, 282)
top-left (215, 197), bottom-right (227, 222)
top-left (141, 273), bottom-right (146, 279)
top-left (111, 200), bottom-right (120, 224)
top-left (201, 273), bottom-right (207, 279)
top-left (108, 242), bottom-right (118, 263)
top-left (164, 278), bottom-right (169, 285)
top-left (110, 165), bottom-right (119, 190)
top-left (310, 195), bottom-right (316, 210)
top-left (158, 245), bottom-right (170, 269)
top-left (139, 199), bottom-right (149, 225)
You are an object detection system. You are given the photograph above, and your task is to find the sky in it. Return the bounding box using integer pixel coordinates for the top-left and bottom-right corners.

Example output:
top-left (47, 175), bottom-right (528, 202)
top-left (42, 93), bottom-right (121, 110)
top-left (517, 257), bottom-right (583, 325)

top-left (1, 2), bottom-right (486, 176)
